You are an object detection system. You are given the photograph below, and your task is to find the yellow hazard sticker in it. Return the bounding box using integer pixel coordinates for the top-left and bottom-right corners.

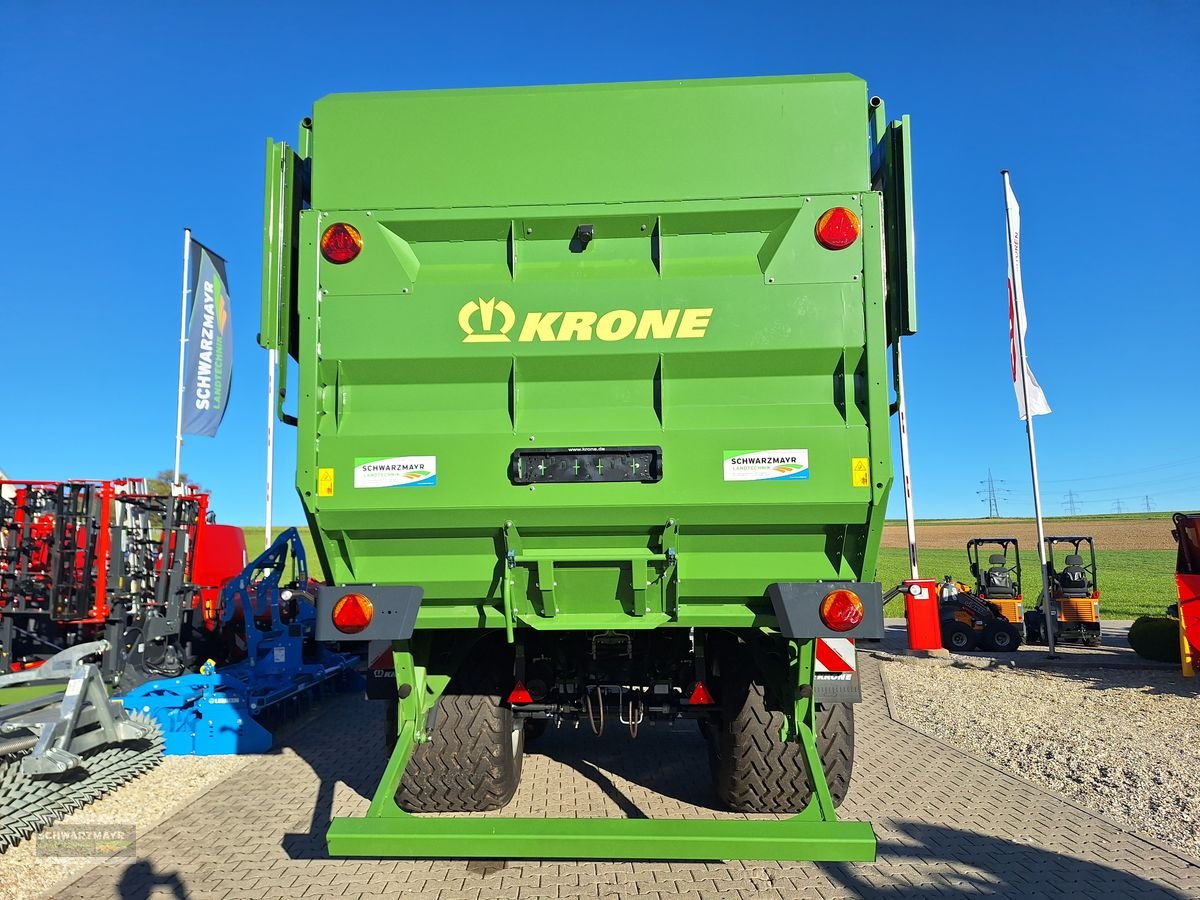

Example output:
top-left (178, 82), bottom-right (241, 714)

top-left (852, 458), bottom-right (870, 488)
top-left (318, 468), bottom-right (335, 497)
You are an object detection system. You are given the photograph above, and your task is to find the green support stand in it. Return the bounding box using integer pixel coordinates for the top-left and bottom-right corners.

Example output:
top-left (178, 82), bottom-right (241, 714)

top-left (326, 718), bottom-right (876, 862)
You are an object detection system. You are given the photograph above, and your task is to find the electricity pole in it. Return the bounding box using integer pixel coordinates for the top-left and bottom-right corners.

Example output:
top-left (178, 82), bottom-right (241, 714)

top-left (978, 469), bottom-right (1007, 518)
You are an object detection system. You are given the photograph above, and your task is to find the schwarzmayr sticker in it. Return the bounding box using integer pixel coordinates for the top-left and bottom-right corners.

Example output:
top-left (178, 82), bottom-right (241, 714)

top-left (354, 456), bottom-right (436, 488)
top-left (723, 449), bottom-right (809, 482)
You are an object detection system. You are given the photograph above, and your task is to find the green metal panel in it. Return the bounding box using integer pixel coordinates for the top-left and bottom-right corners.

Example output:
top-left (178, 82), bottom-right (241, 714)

top-left (264, 72), bottom-right (917, 864)
top-left (271, 75), bottom-right (911, 632)
top-left (259, 140), bottom-right (303, 356)
top-left (875, 115), bottom-right (917, 339)
top-left (311, 75), bottom-right (869, 211)
top-left (259, 140), bottom-right (283, 352)
top-left (260, 139), bottom-right (305, 424)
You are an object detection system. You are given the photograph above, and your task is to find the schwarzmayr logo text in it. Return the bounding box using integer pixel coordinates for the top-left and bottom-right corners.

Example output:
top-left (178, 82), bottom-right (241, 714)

top-left (194, 278), bottom-right (226, 411)
top-left (730, 455), bottom-right (800, 465)
top-left (459, 298), bottom-right (712, 343)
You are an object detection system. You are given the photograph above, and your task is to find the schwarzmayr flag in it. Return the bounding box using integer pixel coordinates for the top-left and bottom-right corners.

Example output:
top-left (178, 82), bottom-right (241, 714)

top-left (181, 240), bottom-right (233, 436)
top-left (1003, 173), bottom-right (1051, 421)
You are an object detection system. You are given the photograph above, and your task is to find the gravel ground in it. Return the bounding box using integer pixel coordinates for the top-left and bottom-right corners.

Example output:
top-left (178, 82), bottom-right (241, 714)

top-left (0, 753), bottom-right (254, 900)
top-left (882, 654), bottom-right (1200, 859)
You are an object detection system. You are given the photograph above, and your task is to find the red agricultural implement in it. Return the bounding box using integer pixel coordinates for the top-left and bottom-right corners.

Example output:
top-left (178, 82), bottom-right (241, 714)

top-left (0, 479), bottom-right (360, 851)
top-left (1173, 513), bottom-right (1200, 677)
top-left (0, 478), bottom-right (246, 685)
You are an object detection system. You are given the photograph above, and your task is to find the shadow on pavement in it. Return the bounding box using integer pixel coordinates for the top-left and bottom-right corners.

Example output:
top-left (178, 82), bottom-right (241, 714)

top-left (274, 696), bottom-right (1194, 898)
top-left (279, 696), bottom-right (733, 860)
top-left (280, 697), bottom-right (388, 859)
top-left (527, 721), bottom-right (726, 812)
top-left (116, 859), bottom-right (189, 900)
top-left (819, 820), bottom-right (1191, 899)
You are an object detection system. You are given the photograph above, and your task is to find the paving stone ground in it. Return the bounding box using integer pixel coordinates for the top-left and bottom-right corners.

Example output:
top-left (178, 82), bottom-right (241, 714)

top-left (51, 656), bottom-right (1200, 900)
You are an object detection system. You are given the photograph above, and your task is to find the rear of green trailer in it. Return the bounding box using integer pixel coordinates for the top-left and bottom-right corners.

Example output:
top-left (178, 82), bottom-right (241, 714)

top-left (261, 74), bottom-right (915, 861)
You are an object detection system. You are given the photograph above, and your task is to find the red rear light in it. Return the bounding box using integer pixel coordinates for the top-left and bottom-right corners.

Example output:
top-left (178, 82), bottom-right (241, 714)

top-left (507, 681), bottom-right (533, 704)
top-left (815, 207), bottom-right (860, 250)
top-left (331, 592), bottom-right (373, 634)
top-left (686, 681), bottom-right (715, 705)
top-left (819, 589), bottom-right (864, 632)
top-left (321, 223), bottom-right (363, 264)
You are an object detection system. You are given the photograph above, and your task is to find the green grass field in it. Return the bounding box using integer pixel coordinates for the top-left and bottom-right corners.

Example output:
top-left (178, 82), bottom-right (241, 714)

top-left (258, 526), bottom-right (1176, 622)
top-left (877, 546), bottom-right (1176, 620)
top-left (253, 526), bottom-right (323, 574)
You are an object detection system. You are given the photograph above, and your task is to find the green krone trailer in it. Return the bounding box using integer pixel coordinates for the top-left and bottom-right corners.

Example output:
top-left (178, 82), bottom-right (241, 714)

top-left (260, 74), bottom-right (915, 862)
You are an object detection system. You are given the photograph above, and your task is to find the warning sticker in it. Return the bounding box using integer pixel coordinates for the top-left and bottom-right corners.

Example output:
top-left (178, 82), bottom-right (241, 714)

top-left (318, 468), bottom-right (335, 497)
top-left (852, 457), bottom-right (870, 488)
top-left (723, 449), bottom-right (809, 482)
top-left (354, 456), bottom-right (437, 488)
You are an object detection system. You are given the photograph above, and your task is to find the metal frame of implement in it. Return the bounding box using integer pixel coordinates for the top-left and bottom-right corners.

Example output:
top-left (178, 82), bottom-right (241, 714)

top-left (327, 637), bottom-right (873, 860)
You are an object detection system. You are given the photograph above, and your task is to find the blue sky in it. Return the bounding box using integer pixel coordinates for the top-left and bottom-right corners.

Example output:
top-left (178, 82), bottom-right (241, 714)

top-left (3, 2), bottom-right (1197, 529)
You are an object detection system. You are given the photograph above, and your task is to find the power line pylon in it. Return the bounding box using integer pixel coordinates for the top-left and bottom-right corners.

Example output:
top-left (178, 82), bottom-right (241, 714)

top-left (978, 469), bottom-right (1006, 518)
top-left (1063, 490), bottom-right (1080, 515)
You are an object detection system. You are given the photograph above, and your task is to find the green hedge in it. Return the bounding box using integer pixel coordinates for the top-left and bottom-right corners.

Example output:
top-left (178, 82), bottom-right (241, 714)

top-left (1127, 615), bottom-right (1181, 663)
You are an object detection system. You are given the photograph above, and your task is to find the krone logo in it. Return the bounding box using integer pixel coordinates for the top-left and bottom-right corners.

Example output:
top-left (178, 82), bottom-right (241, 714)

top-left (459, 298), bottom-right (516, 343)
top-left (458, 298), bottom-right (713, 344)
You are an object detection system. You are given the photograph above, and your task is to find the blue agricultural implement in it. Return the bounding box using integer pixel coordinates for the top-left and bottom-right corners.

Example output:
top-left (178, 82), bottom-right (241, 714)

top-left (120, 528), bottom-right (359, 755)
top-left (1, 502), bottom-right (357, 849)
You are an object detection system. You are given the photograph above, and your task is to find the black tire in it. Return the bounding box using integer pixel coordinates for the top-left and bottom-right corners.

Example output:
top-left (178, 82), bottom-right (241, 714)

top-left (942, 620), bottom-right (979, 652)
top-left (523, 718), bottom-right (549, 743)
top-left (817, 702), bottom-right (854, 806)
top-left (713, 661), bottom-right (854, 813)
top-left (981, 622), bottom-right (1022, 652)
top-left (394, 661), bottom-right (524, 813)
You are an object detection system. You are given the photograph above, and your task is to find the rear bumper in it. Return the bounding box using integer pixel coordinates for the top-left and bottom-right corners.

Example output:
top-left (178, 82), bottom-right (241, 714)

top-left (327, 813), bottom-right (876, 862)
top-left (315, 581), bottom-right (885, 642)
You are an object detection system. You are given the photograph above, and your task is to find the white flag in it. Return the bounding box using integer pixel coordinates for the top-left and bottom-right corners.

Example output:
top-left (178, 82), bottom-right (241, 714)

top-left (1004, 173), bottom-right (1051, 420)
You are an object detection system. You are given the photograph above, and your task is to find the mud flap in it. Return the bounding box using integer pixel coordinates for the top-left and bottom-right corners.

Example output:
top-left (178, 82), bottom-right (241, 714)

top-left (813, 673), bottom-right (861, 704)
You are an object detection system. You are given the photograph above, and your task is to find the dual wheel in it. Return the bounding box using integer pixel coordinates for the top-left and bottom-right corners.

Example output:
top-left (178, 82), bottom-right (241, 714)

top-left (393, 645), bottom-right (854, 814)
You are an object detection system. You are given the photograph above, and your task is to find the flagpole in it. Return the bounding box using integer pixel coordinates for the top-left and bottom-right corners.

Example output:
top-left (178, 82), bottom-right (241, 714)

top-left (894, 340), bottom-right (920, 580)
top-left (265, 348), bottom-right (277, 549)
top-left (1002, 170), bottom-right (1057, 658)
top-left (173, 228), bottom-right (192, 485)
